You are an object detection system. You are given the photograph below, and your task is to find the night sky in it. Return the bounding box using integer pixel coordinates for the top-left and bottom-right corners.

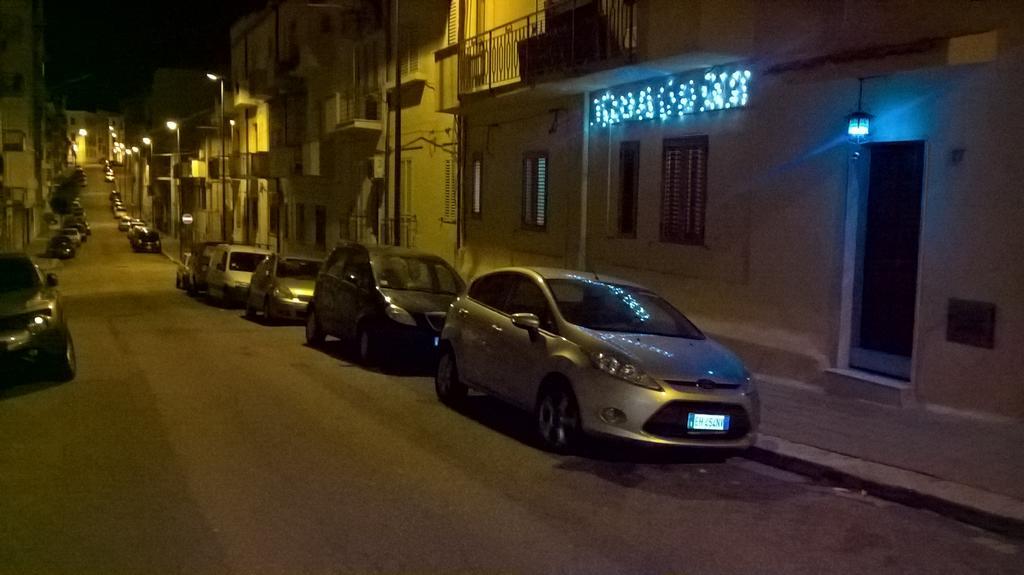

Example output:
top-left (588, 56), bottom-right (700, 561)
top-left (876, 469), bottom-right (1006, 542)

top-left (45, 0), bottom-right (265, 111)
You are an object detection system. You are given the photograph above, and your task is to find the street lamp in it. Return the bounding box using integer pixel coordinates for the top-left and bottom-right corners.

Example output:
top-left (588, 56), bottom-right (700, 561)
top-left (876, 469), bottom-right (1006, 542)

top-left (167, 120), bottom-right (181, 259)
top-left (208, 72), bottom-right (228, 241)
top-left (142, 136), bottom-right (151, 146)
top-left (78, 128), bottom-right (87, 137)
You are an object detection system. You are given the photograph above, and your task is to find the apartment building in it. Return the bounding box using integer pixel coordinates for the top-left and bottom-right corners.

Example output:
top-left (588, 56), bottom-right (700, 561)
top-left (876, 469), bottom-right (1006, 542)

top-left (0, 0), bottom-right (45, 251)
top-left (442, 0), bottom-right (1024, 419)
top-left (229, 0), bottom-right (458, 261)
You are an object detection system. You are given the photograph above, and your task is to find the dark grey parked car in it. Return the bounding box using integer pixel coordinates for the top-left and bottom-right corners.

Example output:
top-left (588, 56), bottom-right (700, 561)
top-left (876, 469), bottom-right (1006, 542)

top-left (0, 253), bottom-right (75, 380)
top-left (304, 243), bottom-right (465, 364)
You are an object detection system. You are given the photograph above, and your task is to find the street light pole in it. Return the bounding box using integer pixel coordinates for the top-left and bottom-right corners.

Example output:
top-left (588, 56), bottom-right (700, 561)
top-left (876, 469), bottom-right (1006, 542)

top-left (209, 73), bottom-right (228, 241)
top-left (166, 120), bottom-right (180, 259)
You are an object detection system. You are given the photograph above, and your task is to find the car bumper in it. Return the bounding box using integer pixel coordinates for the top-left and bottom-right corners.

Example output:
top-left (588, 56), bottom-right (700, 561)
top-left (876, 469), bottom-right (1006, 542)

top-left (0, 327), bottom-right (66, 359)
top-left (572, 370), bottom-right (760, 448)
top-left (376, 321), bottom-right (441, 357)
top-left (133, 243), bottom-right (161, 253)
top-left (268, 297), bottom-right (309, 319)
top-left (223, 284), bottom-right (250, 305)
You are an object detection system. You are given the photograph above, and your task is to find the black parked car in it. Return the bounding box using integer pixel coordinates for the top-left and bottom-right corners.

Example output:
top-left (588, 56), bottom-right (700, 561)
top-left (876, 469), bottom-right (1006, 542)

top-left (131, 229), bottom-right (162, 253)
top-left (305, 242), bottom-right (465, 364)
top-left (45, 235), bottom-right (76, 259)
top-left (0, 254), bottom-right (76, 381)
top-left (186, 241), bottom-right (228, 295)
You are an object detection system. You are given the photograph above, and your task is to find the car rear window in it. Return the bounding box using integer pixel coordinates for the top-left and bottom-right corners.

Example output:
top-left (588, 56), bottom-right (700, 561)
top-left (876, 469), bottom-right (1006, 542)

top-left (228, 252), bottom-right (266, 272)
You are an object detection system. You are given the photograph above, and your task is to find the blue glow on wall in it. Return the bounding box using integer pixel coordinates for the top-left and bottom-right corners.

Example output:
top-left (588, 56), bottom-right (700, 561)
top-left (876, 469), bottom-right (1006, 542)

top-left (591, 68), bottom-right (752, 128)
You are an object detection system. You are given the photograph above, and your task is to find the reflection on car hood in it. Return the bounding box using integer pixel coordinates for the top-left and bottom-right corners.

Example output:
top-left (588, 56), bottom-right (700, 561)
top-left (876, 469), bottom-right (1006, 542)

top-left (277, 277), bottom-right (314, 296)
top-left (380, 288), bottom-right (456, 314)
top-left (0, 288), bottom-right (47, 317)
top-left (579, 328), bottom-right (747, 384)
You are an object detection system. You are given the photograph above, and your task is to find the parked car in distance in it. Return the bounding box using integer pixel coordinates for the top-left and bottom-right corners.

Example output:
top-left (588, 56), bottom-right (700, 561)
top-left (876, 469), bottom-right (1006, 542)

top-left (305, 243), bottom-right (465, 365)
top-left (176, 253), bottom-right (193, 290)
top-left (246, 255), bottom-right (321, 323)
top-left (131, 229), bottom-right (161, 253)
top-left (186, 242), bottom-right (227, 295)
top-left (117, 216), bottom-right (132, 231)
top-left (109, 190), bottom-right (121, 202)
top-left (435, 267), bottom-right (760, 453)
top-left (0, 254), bottom-right (75, 381)
top-left (60, 227), bottom-right (83, 247)
top-left (125, 219), bottom-right (147, 240)
top-left (205, 244), bottom-right (271, 306)
top-left (45, 235), bottom-right (76, 259)
top-left (68, 220), bottom-right (90, 239)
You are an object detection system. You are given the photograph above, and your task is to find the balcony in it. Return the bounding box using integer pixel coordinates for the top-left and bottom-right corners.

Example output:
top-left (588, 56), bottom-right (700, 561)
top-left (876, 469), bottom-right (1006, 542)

top-left (251, 151), bottom-right (270, 178)
top-left (334, 92), bottom-right (382, 139)
top-left (460, 0), bottom-right (637, 95)
top-left (230, 153), bottom-right (250, 178)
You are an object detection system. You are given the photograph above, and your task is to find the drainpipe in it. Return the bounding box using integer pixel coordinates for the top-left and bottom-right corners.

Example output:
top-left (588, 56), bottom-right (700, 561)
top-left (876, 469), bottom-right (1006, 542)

top-left (577, 93), bottom-right (590, 270)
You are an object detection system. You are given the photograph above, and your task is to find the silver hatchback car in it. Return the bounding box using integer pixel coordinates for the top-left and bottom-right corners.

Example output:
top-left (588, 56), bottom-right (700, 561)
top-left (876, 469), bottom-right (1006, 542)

top-left (437, 267), bottom-right (760, 453)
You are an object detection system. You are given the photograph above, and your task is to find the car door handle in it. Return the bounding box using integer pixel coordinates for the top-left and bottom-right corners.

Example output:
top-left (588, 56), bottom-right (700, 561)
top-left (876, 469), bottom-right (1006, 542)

top-left (490, 324), bottom-right (503, 333)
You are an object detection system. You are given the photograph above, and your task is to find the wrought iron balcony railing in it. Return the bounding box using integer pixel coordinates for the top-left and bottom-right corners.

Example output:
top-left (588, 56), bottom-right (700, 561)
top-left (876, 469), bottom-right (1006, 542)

top-left (460, 0), bottom-right (637, 94)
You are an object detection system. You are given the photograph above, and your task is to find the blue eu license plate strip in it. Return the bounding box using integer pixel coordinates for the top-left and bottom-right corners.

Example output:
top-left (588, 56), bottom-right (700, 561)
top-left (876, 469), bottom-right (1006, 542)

top-left (687, 413), bottom-right (730, 431)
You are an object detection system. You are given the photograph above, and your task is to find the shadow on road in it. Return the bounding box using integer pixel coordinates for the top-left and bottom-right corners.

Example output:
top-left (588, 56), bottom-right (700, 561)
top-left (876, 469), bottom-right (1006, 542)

top-left (0, 365), bottom-right (70, 401)
top-left (304, 338), bottom-right (436, 377)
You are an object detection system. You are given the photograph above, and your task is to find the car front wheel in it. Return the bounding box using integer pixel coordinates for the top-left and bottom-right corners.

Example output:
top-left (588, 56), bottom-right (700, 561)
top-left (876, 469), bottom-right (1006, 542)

top-left (53, 333), bottom-right (76, 382)
top-left (305, 308), bottom-right (325, 347)
top-left (356, 326), bottom-right (376, 365)
top-left (536, 383), bottom-right (582, 454)
top-left (435, 348), bottom-right (467, 405)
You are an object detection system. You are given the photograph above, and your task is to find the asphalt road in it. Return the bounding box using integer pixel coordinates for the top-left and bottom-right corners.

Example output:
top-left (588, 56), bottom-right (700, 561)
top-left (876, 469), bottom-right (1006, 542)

top-left (1, 169), bottom-right (1020, 574)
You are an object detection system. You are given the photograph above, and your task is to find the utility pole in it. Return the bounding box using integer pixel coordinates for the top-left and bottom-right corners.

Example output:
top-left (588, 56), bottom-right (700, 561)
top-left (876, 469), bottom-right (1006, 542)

top-left (392, 0), bottom-right (402, 246)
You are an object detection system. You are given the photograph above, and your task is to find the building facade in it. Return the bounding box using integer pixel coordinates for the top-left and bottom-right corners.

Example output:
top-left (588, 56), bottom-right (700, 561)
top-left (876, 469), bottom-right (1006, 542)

top-left (443, 0), bottom-right (1024, 419)
top-left (0, 0), bottom-right (45, 251)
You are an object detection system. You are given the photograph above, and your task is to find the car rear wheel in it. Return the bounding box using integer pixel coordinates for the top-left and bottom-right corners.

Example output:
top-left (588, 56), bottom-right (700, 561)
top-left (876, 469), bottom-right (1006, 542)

top-left (435, 349), bottom-right (467, 405)
top-left (53, 333), bottom-right (76, 382)
top-left (305, 308), bottom-right (325, 347)
top-left (357, 326), bottom-right (376, 365)
top-left (536, 383), bottom-right (582, 454)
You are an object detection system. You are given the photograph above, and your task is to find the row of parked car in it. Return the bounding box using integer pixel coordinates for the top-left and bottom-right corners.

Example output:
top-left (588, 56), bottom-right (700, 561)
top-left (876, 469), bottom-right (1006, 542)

top-left (45, 168), bottom-right (92, 260)
top-left (175, 240), bottom-right (761, 453)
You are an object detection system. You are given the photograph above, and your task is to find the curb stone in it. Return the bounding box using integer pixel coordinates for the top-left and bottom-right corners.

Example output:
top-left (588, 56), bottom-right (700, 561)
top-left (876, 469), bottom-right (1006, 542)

top-left (745, 434), bottom-right (1024, 539)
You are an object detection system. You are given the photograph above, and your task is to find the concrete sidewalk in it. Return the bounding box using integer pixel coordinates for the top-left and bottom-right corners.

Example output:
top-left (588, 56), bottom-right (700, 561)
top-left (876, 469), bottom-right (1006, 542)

top-left (748, 377), bottom-right (1024, 537)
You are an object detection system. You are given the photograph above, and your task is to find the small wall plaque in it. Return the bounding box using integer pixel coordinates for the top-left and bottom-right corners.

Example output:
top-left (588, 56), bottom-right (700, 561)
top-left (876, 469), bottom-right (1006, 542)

top-left (947, 298), bottom-right (996, 349)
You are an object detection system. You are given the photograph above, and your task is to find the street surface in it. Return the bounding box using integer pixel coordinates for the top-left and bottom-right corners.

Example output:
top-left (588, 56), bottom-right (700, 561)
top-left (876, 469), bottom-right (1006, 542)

top-left (1, 168), bottom-right (1020, 574)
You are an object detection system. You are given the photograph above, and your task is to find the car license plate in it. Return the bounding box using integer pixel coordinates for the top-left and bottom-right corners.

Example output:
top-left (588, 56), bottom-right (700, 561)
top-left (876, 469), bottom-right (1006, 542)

top-left (687, 413), bottom-right (730, 431)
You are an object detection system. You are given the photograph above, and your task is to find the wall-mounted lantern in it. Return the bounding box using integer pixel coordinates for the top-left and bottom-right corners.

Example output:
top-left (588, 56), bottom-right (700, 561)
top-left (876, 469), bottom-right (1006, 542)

top-left (846, 78), bottom-right (873, 143)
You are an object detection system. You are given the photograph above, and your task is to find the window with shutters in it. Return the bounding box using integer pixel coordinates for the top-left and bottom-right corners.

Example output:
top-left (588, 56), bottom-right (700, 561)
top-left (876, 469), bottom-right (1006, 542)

top-left (660, 136), bottom-right (708, 245)
top-left (470, 155), bottom-right (482, 217)
top-left (400, 30), bottom-right (419, 77)
top-left (442, 159), bottom-right (458, 223)
top-left (618, 141), bottom-right (639, 237)
top-left (401, 158), bottom-right (413, 216)
top-left (446, 0), bottom-right (459, 46)
top-left (522, 152), bottom-right (548, 229)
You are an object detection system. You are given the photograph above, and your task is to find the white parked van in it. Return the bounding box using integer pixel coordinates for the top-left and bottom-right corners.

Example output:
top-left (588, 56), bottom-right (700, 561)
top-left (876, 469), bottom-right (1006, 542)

top-left (205, 245), bottom-right (272, 306)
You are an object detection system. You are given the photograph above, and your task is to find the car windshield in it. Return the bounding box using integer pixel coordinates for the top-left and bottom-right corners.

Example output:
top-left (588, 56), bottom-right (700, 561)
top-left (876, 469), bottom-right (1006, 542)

top-left (546, 278), bottom-right (704, 339)
top-left (277, 259), bottom-right (320, 279)
top-left (141, 231), bottom-right (160, 241)
top-left (372, 254), bottom-right (461, 294)
top-left (0, 258), bottom-right (40, 292)
top-left (228, 252), bottom-right (266, 272)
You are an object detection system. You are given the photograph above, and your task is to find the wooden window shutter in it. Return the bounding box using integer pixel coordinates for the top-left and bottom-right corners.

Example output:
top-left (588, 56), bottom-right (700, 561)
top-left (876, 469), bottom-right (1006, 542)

top-left (443, 159), bottom-right (457, 223)
top-left (522, 152), bottom-right (548, 228)
top-left (660, 136), bottom-right (708, 245)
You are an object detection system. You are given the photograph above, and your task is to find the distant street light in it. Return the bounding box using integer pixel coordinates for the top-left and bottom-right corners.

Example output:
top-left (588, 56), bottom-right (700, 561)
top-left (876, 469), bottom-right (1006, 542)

top-left (166, 120), bottom-right (178, 131)
top-left (142, 136), bottom-right (152, 146)
top-left (131, 146), bottom-right (140, 153)
top-left (78, 128), bottom-right (87, 137)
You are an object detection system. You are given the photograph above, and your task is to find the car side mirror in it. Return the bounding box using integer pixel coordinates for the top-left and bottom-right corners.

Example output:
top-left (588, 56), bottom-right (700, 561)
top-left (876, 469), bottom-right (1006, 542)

top-left (46, 273), bottom-right (58, 287)
top-left (511, 312), bottom-right (541, 332)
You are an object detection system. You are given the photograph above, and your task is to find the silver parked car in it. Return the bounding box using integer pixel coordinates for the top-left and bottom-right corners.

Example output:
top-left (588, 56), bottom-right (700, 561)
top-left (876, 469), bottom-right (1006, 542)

top-left (436, 267), bottom-right (759, 453)
top-left (245, 255), bottom-right (321, 323)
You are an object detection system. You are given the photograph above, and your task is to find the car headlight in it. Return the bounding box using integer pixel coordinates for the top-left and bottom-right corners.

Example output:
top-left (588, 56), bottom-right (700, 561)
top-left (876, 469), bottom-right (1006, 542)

top-left (590, 351), bottom-right (662, 391)
top-left (26, 314), bottom-right (51, 335)
top-left (273, 285), bottom-right (294, 299)
top-left (385, 303), bottom-right (417, 326)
